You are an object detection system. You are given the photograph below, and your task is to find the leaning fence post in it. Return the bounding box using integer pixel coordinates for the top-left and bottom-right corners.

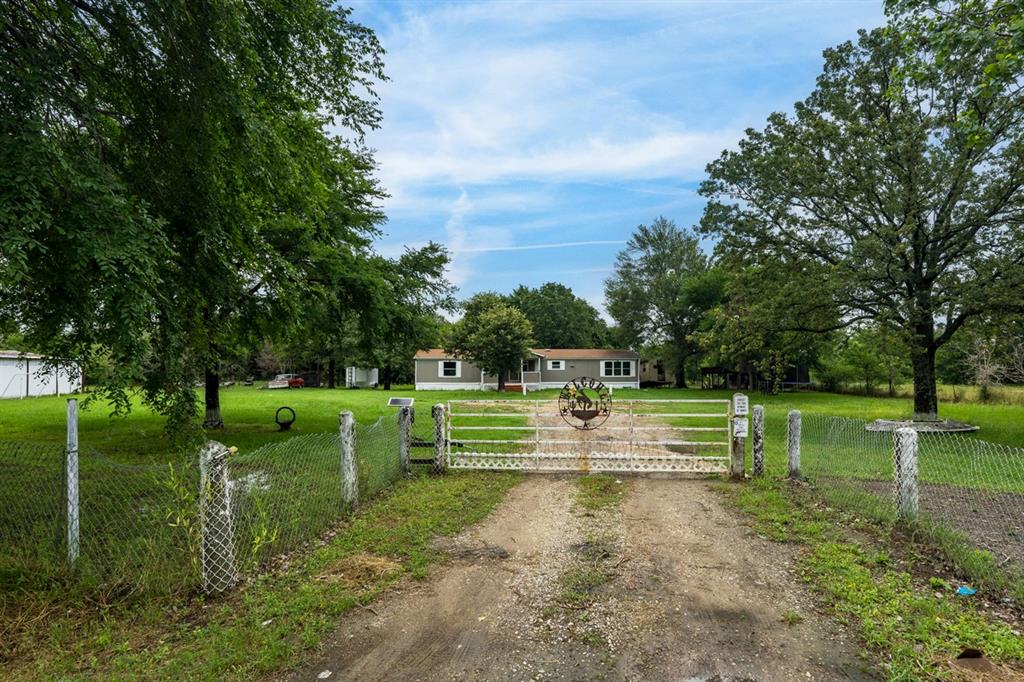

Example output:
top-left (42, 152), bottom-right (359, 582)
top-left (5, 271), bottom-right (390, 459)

top-left (432, 403), bottom-right (447, 474)
top-left (752, 404), bottom-right (765, 477)
top-left (339, 411), bottom-right (358, 510)
top-left (199, 441), bottom-right (237, 594)
top-left (65, 399), bottom-right (80, 564)
top-left (787, 410), bottom-right (801, 479)
top-left (893, 427), bottom-right (919, 522)
top-left (398, 406), bottom-right (412, 474)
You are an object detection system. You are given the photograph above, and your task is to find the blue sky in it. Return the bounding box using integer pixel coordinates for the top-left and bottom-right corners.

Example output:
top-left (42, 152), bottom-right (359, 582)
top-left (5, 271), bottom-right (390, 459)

top-left (349, 0), bottom-right (886, 315)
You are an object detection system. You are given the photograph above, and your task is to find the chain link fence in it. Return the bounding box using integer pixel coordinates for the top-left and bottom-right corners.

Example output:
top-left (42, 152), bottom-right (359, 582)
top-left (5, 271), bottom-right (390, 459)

top-left (798, 412), bottom-right (1024, 594)
top-left (1, 405), bottom-right (411, 599)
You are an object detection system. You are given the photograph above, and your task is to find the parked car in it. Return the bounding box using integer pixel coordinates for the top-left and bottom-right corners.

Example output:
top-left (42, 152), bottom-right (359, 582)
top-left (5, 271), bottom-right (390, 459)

top-left (268, 373), bottom-right (304, 389)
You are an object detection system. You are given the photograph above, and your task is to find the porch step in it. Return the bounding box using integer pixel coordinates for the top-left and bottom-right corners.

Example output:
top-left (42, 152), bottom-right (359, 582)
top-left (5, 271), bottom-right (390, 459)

top-left (503, 383), bottom-right (523, 392)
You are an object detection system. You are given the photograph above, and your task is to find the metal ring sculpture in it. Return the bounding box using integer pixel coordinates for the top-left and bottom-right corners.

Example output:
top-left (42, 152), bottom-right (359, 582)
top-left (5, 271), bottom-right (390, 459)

top-left (558, 377), bottom-right (612, 430)
top-left (275, 406), bottom-right (296, 432)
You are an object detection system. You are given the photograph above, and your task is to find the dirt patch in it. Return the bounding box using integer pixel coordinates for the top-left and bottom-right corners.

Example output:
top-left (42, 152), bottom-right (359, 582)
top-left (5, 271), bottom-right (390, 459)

top-left (843, 479), bottom-right (1024, 565)
top-left (314, 554), bottom-right (403, 589)
top-left (283, 476), bottom-right (875, 681)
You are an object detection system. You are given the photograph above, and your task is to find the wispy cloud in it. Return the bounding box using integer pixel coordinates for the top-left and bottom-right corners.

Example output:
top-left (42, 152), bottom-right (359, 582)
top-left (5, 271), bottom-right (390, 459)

top-left (459, 240), bottom-right (627, 254)
top-left (355, 0), bottom-right (885, 308)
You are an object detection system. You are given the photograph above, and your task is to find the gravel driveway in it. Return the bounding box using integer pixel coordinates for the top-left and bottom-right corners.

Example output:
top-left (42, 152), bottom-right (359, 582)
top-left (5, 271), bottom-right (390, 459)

top-left (283, 476), bottom-right (875, 681)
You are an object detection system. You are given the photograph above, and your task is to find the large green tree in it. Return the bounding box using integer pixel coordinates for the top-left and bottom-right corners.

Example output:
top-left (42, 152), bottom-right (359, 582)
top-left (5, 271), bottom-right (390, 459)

top-left (700, 14), bottom-right (1024, 417)
top-left (447, 294), bottom-right (533, 391)
top-left (1, 1), bottom-right (386, 431)
top-left (357, 244), bottom-right (454, 390)
top-left (695, 264), bottom-right (827, 392)
top-left (605, 218), bottom-right (724, 387)
top-left (508, 283), bottom-right (608, 348)
top-left (1, 1), bottom-right (170, 414)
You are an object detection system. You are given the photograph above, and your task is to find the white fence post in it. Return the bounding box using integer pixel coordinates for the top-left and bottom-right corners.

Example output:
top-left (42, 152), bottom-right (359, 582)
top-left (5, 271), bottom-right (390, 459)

top-left (398, 406), bottom-right (412, 474)
top-left (432, 403), bottom-right (447, 474)
top-left (199, 441), bottom-right (237, 594)
top-left (65, 399), bottom-right (80, 564)
top-left (893, 427), bottom-right (919, 522)
top-left (787, 410), bottom-right (801, 479)
top-left (339, 411), bottom-right (357, 510)
top-left (752, 404), bottom-right (765, 477)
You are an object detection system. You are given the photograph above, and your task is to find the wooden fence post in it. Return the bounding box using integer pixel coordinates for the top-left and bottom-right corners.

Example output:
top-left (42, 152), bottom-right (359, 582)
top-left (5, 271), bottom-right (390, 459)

top-left (339, 411), bottom-right (357, 510)
top-left (432, 403), bottom-right (447, 474)
top-left (199, 441), bottom-right (237, 594)
top-left (787, 410), bottom-right (801, 479)
top-left (893, 427), bottom-right (919, 521)
top-left (398, 406), bottom-right (412, 474)
top-left (752, 404), bottom-right (765, 477)
top-left (66, 399), bottom-right (80, 564)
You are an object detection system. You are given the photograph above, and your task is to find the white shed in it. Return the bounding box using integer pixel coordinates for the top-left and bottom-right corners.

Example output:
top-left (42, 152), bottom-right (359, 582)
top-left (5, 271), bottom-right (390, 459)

top-left (345, 366), bottom-right (378, 388)
top-left (0, 351), bottom-right (82, 399)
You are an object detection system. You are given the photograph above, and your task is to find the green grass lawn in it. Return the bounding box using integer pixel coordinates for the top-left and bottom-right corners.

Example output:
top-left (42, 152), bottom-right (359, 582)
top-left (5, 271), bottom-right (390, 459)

top-left (3, 383), bottom-right (1021, 599)
top-left (3, 385), bottom-right (1022, 679)
top-left (2, 384), bottom-right (1022, 462)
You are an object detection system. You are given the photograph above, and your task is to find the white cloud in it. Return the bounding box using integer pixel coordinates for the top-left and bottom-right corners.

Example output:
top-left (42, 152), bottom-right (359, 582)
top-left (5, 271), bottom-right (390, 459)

top-left (354, 0), bottom-right (885, 308)
top-left (375, 129), bottom-right (739, 189)
top-left (459, 240), bottom-right (626, 254)
top-left (363, 0), bottom-right (881, 201)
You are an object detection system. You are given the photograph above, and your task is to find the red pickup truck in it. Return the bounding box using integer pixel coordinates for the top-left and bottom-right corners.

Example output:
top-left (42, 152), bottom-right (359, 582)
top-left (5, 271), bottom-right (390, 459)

top-left (268, 373), bottom-right (304, 389)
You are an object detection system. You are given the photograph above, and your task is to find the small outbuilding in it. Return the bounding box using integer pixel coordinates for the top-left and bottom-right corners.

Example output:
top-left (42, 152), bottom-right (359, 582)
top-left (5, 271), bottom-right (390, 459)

top-left (345, 366), bottom-right (379, 388)
top-left (0, 351), bottom-right (81, 399)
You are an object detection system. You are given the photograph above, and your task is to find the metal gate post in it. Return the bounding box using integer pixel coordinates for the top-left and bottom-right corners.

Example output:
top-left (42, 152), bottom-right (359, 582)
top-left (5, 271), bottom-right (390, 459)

top-left (65, 399), bottom-right (80, 564)
top-left (787, 410), bottom-right (802, 479)
top-left (752, 405), bottom-right (765, 476)
top-left (432, 403), bottom-right (447, 474)
top-left (893, 427), bottom-right (919, 521)
top-left (397, 406), bottom-right (412, 474)
top-left (730, 394), bottom-right (746, 479)
top-left (339, 411), bottom-right (358, 510)
top-left (199, 441), bottom-right (237, 594)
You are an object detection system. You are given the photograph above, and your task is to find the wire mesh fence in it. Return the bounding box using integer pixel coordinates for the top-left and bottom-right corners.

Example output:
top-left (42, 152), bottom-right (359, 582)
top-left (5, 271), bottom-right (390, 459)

top-left (801, 414), bottom-right (899, 523)
top-left (0, 439), bottom-right (199, 595)
top-left (356, 415), bottom-right (403, 501)
top-left (800, 413), bottom-right (1024, 591)
top-left (229, 432), bottom-right (342, 575)
top-left (227, 416), bottom-right (404, 575)
top-left (1, 408), bottom-right (410, 598)
top-left (0, 440), bottom-right (68, 581)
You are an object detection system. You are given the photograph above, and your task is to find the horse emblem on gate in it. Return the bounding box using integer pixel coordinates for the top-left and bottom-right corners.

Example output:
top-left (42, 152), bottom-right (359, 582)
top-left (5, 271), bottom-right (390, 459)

top-left (558, 377), bottom-right (612, 430)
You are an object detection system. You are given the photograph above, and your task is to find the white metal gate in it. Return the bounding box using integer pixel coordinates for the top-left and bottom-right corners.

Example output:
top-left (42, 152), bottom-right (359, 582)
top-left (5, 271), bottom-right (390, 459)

top-left (446, 398), bottom-right (733, 473)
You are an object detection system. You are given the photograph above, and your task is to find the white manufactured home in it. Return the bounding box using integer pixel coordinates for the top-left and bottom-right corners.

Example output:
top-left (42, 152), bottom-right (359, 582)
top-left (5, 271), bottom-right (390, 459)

top-left (0, 351), bottom-right (81, 399)
top-left (413, 348), bottom-right (640, 391)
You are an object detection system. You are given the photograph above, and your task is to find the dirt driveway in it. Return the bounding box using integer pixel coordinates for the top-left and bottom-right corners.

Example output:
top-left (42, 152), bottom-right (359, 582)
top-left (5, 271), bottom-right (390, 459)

top-left (284, 476), bottom-right (874, 681)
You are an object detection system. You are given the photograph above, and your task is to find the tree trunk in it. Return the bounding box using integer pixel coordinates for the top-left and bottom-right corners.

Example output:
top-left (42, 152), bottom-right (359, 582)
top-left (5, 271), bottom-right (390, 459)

top-left (203, 367), bottom-right (224, 429)
top-left (674, 354), bottom-right (688, 388)
top-left (327, 355), bottom-right (336, 389)
top-left (910, 344), bottom-right (939, 418)
top-left (382, 365), bottom-right (392, 390)
top-left (497, 369), bottom-right (506, 391)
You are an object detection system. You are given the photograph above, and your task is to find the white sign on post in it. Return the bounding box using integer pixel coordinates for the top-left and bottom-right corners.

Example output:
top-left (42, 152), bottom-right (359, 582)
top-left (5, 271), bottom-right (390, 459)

top-left (733, 393), bottom-right (749, 416)
top-left (733, 417), bottom-right (749, 438)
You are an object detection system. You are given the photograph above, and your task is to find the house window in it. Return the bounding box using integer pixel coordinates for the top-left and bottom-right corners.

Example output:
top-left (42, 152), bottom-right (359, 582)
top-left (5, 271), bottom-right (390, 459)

top-left (602, 360), bottom-right (632, 377)
top-left (547, 360), bottom-right (563, 371)
top-left (522, 358), bottom-right (537, 372)
top-left (439, 360), bottom-right (461, 378)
